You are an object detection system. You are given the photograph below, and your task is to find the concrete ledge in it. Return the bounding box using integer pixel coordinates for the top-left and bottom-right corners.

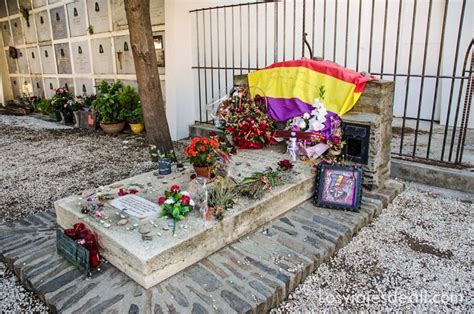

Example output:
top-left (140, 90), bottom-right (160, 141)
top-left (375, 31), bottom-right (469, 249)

top-left (391, 159), bottom-right (474, 194)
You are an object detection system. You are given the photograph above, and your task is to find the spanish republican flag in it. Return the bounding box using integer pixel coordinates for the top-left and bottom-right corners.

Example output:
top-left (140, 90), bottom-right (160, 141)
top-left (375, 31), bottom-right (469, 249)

top-left (248, 59), bottom-right (374, 121)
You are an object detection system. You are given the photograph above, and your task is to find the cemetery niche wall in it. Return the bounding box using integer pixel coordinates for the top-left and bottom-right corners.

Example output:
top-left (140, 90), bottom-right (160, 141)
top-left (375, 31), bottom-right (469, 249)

top-left (0, 0), bottom-right (165, 99)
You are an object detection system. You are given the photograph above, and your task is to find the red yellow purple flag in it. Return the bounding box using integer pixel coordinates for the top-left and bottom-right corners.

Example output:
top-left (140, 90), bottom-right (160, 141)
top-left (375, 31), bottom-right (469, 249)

top-left (248, 59), bottom-right (374, 121)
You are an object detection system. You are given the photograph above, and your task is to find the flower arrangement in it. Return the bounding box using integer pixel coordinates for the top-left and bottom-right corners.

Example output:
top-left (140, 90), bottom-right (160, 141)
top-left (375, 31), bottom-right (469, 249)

top-left (185, 137), bottom-right (224, 167)
top-left (158, 185), bottom-right (195, 234)
top-left (51, 87), bottom-right (74, 113)
top-left (218, 88), bottom-right (275, 149)
top-left (149, 145), bottom-right (176, 162)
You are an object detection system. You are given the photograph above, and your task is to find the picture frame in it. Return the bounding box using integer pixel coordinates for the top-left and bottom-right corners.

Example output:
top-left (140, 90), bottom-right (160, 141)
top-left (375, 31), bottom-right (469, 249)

top-left (315, 164), bottom-right (363, 211)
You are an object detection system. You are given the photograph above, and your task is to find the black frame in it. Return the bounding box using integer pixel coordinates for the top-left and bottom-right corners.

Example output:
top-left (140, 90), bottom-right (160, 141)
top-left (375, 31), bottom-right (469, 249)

top-left (315, 164), bottom-right (363, 211)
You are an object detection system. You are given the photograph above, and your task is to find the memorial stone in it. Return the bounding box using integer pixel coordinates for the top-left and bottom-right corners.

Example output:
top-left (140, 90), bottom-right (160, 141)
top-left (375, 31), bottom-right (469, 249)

top-left (44, 77), bottom-right (58, 98)
top-left (67, 1), bottom-right (87, 37)
top-left (50, 6), bottom-right (68, 40)
top-left (35, 10), bottom-right (51, 42)
top-left (0, 21), bottom-right (12, 46)
top-left (55, 43), bottom-right (72, 74)
top-left (22, 17), bottom-right (37, 44)
top-left (10, 78), bottom-right (20, 98)
top-left (87, 0), bottom-right (110, 33)
top-left (7, 55), bottom-right (18, 74)
top-left (27, 47), bottom-right (42, 74)
top-left (40, 45), bottom-right (56, 74)
top-left (71, 40), bottom-right (91, 74)
top-left (10, 18), bottom-right (24, 45)
top-left (0, 0), bottom-right (7, 18)
top-left (7, 0), bottom-right (19, 15)
top-left (59, 78), bottom-right (74, 93)
top-left (91, 38), bottom-right (114, 74)
top-left (17, 48), bottom-right (29, 74)
top-left (18, 0), bottom-right (32, 10)
top-left (33, 0), bottom-right (46, 8)
top-left (114, 35), bottom-right (135, 74)
top-left (32, 77), bottom-right (45, 98)
top-left (75, 78), bottom-right (93, 95)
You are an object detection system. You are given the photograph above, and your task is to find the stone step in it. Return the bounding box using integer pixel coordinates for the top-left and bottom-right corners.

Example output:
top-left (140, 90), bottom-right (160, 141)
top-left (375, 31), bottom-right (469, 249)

top-left (0, 180), bottom-right (404, 313)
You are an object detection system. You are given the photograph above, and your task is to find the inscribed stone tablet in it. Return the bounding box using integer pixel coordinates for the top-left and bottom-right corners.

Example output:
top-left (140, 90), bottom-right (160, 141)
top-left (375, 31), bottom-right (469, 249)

top-left (110, 195), bottom-right (161, 220)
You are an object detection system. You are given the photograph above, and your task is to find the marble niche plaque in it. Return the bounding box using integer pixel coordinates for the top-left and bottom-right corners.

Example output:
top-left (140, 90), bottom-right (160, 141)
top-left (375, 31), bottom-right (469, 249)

top-left (59, 78), bottom-right (74, 93)
top-left (44, 77), bottom-right (58, 98)
top-left (40, 45), bottom-right (56, 74)
top-left (87, 0), bottom-right (110, 34)
top-left (35, 10), bottom-right (51, 42)
top-left (17, 48), bottom-right (29, 74)
top-left (114, 35), bottom-right (135, 74)
top-left (0, 0), bottom-right (7, 18)
top-left (11, 78), bottom-right (20, 98)
top-left (0, 21), bottom-right (12, 46)
top-left (49, 0), bottom-right (62, 4)
top-left (32, 77), bottom-right (45, 98)
top-left (91, 38), bottom-right (113, 74)
top-left (7, 0), bottom-right (19, 15)
top-left (55, 43), bottom-right (72, 74)
top-left (7, 55), bottom-right (18, 74)
top-left (33, 0), bottom-right (47, 9)
top-left (110, 0), bottom-right (127, 30)
top-left (22, 16), bottom-right (37, 44)
top-left (50, 6), bottom-right (68, 40)
top-left (27, 47), bottom-right (42, 74)
top-left (150, 0), bottom-right (164, 26)
top-left (67, 1), bottom-right (87, 37)
top-left (110, 195), bottom-right (161, 220)
top-left (11, 18), bottom-right (24, 45)
top-left (71, 41), bottom-right (91, 74)
top-left (75, 78), bottom-right (94, 95)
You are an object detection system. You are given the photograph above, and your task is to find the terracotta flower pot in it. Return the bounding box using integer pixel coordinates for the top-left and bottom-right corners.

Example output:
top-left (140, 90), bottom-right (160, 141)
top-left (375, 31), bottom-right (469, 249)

top-left (100, 122), bottom-right (125, 135)
top-left (193, 165), bottom-right (213, 178)
top-left (130, 123), bottom-right (144, 134)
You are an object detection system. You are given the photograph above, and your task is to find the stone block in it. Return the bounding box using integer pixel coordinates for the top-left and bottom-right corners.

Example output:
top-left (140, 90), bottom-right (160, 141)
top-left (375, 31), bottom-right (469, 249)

top-left (0, 0), bottom-right (7, 18)
top-left (87, 0), bottom-right (110, 34)
top-left (10, 18), bottom-right (24, 45)
top-left (114, 35), bottom-right (135, 74)
top-left (26, 47), bottom-right (41, 74)
top-left (7, 0), bottom-right (18, 15)
top-left (0, 21), bottom-right (12, 46)
top-left (91, 38), bottom-right (114, 74)
top-left (17, 48), bottom-right (29, 74)
top-left (75, 78), bottom-right (94, 95)
top-left (59, 78), bottom-right (74, 93)
top-left (44, 77), bottom-right (58, 98)
top-left (353, 80), bottom-right (395, 121)
top-left (32, 77), bottom-right (45, 98)
top-left (55, 43), bottom-right (72, 74)
top-left (55, 149), bottom-right (316, 289)
top-left (6, 54), bottom-right (18, 74)
top-left (35, 10), bottom-right (51, 42)
top-left (10, 78), bottom-right (20, 98)
top-left (67, 0), bottom-right (87, 37)
top-left (110, 0), bottom-right (127, 30)
top-left (50, 6), bottom-right (68, 40)
top-left (39, 45), bottom-right (56, 74)
top-left (33, 0), bottom-right (46, 8)
top-left (71, 40), bottom-right (91, 74)
top-left (150, 0), bottom-right (164, 26)
top-left (22, 17), bottom-right (37, 43)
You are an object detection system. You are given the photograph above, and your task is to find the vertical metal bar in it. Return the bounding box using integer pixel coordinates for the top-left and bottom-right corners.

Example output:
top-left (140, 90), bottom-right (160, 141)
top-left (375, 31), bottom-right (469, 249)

top-left (248, 3), bottom-right (251, 72)
top-left (302, 0), bottom-right (306, 58)
top-left (356, 0), bottom-right (362, 71)
top-left (457, 50), bottom-right (473, 163)
top-left (312, 0), bottom-right (316, 57)
top-left (224, 8), bottom-right (228, 91)
top-left (440, 0), bottom-right (466, 161)
top-left (399, 0), bottom-right (417, 155)
top-left (380, 0), bottom-right (388, 78)
top-left (265, 2), bottom-right (268, 66)
top-left (344, 0), bottom-right (350, 68)
top-left (426, 0), bottom-right (448, 159)
top-left (368, 0), bottom-right (375, 73)
top-left (196, 11), bottom-right (202, 122)
top-left (210, 9), bottom-right (215, 108)
top-left (283, 0), bottom-right (286, 61)
top-left (202, 10), bottom-right (209, 122)
top-left (240, 5), bottom-right (243, 74)
top-left (323, 0), bottom-right (327, 60)
top-left (274, 1), bottom-right (279, 63)
top-left (333, 0), bottom-right (338, 62)
top-left (412, 0), bottom-right (433, 157)
top-left (292, 0), bottom-right (296, 60)
top-left (256, 4), bottom-right (259, 69)
top-left (217, 8), bottom-right (221, 95)
top-left (232, 7), bottom-right (235, 79)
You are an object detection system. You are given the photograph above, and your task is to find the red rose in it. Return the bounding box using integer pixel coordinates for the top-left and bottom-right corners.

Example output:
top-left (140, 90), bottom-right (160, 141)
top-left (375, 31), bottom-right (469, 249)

top-left (118, 188), bottom-right (128, 196)
top-left (180, 195), bottom-right (190, 206)
top-left (278, 159), bottom-right (294, 170)
top-left (170, 185), bottom-right (180, 193)
top-left (129, 189), bottom-right (139, 195)
top-left (158, 197), bottom-right (166, 205)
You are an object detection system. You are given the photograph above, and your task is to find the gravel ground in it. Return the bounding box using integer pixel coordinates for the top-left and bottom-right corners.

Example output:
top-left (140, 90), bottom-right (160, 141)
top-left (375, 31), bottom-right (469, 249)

top-left (1, 115), bottom-right (472, 312)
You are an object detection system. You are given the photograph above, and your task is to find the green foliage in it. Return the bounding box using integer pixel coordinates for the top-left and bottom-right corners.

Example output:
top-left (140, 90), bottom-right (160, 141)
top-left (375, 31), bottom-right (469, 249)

top-left (159, 186), bottom-right (193, 234)
top-left (208, 178), bottom-right (238, 212)
top-left (118, 85), bottom-right (142, 124)
top-left (319, 85), bottom-right (326, 101)
top-left (51, 88), bottom-right (74, 114)
top-left (92, 81), bottom-right (127, 123)
top-left (37, 98), bottom-right (52, 114)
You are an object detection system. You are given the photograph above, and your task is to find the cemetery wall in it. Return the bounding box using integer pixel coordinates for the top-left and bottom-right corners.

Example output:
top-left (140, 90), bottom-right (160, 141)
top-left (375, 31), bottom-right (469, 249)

top-left (0, 0), bottom-right (165, 101)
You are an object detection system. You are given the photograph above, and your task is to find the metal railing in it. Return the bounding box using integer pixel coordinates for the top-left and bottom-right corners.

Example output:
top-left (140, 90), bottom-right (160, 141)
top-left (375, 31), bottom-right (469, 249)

top-left (191, 0), bottom-right (473, 166)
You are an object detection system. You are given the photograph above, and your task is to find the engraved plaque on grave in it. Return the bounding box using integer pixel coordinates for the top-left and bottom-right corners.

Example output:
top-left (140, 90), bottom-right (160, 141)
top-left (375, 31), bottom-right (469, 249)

top-left (59, 78), bottom-right (74, 93)
top-left (0, 0), bottom-right (7, 18)
top-left (7, 55), bottom-right (18, 74)
top-left (56, 230), bottom-right (90, 274)
top-left (87, 0), bottom-right (110, 34)
top-left (114, 35), bottom-right (135, 74)
top-left (67, 1), bottom-right (87, 37)
top-left (32, 77), bottom-right (45, 98)
top-left (17, 48), bottom-right (29, 74)
top-left (55, 43), bottom-right (72, 74)
top-left (33, 0), bottom-right (47, 8)
top-left (40, 45), bottom-right (56, 74)
top-left (10, 78), bottom-right (20, 98)
top-left (91, 38), bottom-right (113, 74)
top-left (27, 47), bottom-right (41, 74)
top-left (18, 0), bottom-right (32, 10)
top-left (22, 17), bottom-right (37, 44)
top-left (110, 0), bottom-right (127, 30)
top-left (35, 10), bottom-right (51, 42)
top-left (75, 78), bottom-right (93, 95)
top-left (44, 77), bottom-right (58, 98)
top-left (50, 6), bottom-right (68, 40)
top-left (7, 0), bottom-right (19, 15)
top-left (71, 41), bottom-right (91, 74)
top-left (110, 195), bottom-right (161, 220)
top-left (150, 0), bottom-right (164, 26)
top-left (10, 18), bottom-right (24, 45)
top-left (0, 22), bottom-right (12, 46)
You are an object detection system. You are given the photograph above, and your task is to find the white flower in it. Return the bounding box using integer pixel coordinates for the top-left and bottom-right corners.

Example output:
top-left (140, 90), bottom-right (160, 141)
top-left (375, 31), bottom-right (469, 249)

top-left (298, 119), bottom-right (307, 129)
top-left (316, 111), bottom-right (327, 123)
top-left (303, 112), bottom-right (311, 119)
top-left (313, 98), bottom-right (324, 109)
top-left (311, 119), bottom-right (325, 131)
top-left (181, 191), bottom-right (190, 197)
top-left (189, 199), bottom-right (195, 207)
top-left (164, 198), bottom-right (174, 204)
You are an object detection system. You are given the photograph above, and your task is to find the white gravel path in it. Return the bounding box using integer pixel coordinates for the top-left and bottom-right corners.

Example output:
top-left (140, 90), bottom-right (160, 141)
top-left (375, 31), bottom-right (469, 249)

top-left (0, 115), bottom-right (72, 130)
top-left (1, 115), bottom-right (472, 311)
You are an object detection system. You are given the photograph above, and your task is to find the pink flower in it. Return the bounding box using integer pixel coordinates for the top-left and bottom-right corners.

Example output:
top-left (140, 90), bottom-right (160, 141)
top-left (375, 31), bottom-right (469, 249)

top-left (94, 211), bottom-right (104, 217)
top-left (180, 195), bottom-right (190, 206)
top-left (170, 185), bottom-right (180, 193)
top-left (158, 197), bottom-right (166, 205)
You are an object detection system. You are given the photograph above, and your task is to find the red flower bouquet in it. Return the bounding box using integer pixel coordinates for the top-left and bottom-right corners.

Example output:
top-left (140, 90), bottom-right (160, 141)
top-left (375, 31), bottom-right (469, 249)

top-left (158, 185), bottom-right (194, 234)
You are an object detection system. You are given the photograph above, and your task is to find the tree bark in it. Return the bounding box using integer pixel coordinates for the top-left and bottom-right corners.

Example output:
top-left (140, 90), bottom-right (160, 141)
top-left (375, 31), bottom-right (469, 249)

top-left (124, 0), bottom-right (173, 153)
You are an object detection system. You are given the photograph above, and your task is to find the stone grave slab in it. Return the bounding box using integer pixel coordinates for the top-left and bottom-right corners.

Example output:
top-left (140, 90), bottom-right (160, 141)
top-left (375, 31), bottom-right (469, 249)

top-left (35, 10), bottom-right (51, 42)
top-left (59, 78), bottom-right (74, 93)
top-left (32, 77), bottom-right (45, 98)
top-left (18, 0), bottom-right (32, 10)
top-left (67, 1), bottom-right (87, 37)
top-left (55, 149), bottom-right (316, 288)
top-left (10, 78), bottom-right (20, 98)
top-left (33, 0), bottom-right (47, 8)
top-left (114, 35), bottom-right (135, 74)
top-left (50, 6), bottom-right (68, 40)
top-left (7, 0), bottom-right (19, 15)
top-left (39, 44), bottom-right (56, 74)
top-left (71, 40), bottom-right (91, 74)
top-left (1, 21), bottom-right (12, 46)
top-left (6, 54), bottom-right (17, 74)
top-left (54, 43), bottom-right (72, 74)
top-left (150, 0), bottom-right (165, 25)
top-left (87, 0), bottom-right (110, 34)
top-left (110, 0), bottom-right (127, 30)
top-left (22, 17), bottom-right (37, 44)
top-left (0, 0), bottom-right (7, 18)
top-left (17, 48), bottom-right (29, 74)
top-left (27, 47), bottom-right (42, 74)
top-left (75, 78), bottom-right (94, 95)
top-left (91, 38), bottom-right (114, 74)
top-left (11, 18), bottom-right (24, 45)
top-left (43, 77), bottom-right (58, 98)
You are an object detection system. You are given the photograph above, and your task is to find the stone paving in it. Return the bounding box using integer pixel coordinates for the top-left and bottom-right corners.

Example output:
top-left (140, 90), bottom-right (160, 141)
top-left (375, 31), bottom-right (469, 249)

top-left (0, 181), bottom-right (403, 313)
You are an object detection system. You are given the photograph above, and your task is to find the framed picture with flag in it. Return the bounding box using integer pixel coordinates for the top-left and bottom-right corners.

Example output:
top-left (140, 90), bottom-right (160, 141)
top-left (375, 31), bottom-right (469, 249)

top-left (315, 164), bottom-right (363, 211)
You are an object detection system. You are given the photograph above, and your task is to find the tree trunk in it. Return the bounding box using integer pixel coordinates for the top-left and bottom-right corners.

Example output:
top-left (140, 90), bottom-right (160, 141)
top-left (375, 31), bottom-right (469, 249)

top-left (124, 0), bottom-right (173, 153)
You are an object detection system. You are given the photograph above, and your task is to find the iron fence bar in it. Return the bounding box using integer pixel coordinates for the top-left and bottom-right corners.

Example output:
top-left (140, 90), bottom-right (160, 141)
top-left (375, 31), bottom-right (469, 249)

top-left (323, 0), bottom-right (327, 60)
top-left (265, 2), bottom-right (268, 66)
top-left (210, 9), bottom-right (215, 107)
top-left (451, 39), bottom-right (473, 162)
top-left (380, 0), bottom-right (388, 79)
top-left (274, 1), bottom-right (278, 63)
top-left (190, 1), bottom-right (265, 13)
top-left (248, 3), bottom-right (251, 72)
top-left (399, 0), bottom-right (417, 155)
top-left (283, 0), bottom-right (286, 61)
top-left (312, 0), bottom-right (316, 57)
top-left (202, 10), bottom-right (208, 122)
top-left (302, 0), bottom-right (306, 58)
top-left (355, 0), bottom-right (361, 71)
top-left (195, 11), bottom-right (202, 122)
top-left (292, 0), bottom-right (296, 60)
top-left (457, 46), bottom-right (473, 163)
top-left (426, 0), bottom-right (449, 159)
top-left (217, 8), bottom-right (221, 95)
top-left (240, 5), bottom-right (243, 75)
top-left (413, 0), bottom-right (434, 157)
top-left (368, 0), bottom-right (375, 73)
top-left (232, 7), bottom-right (235, 79)
top-left (392, 0), bottom-right (403, 82)
top-left (370, 73), bottom-right (469, 79)
top-left (333, 0), bottom-right (338, 62)
top-left (256, 4), bottom-right (259, 69)
top-left (440, 0), bottom-right (466, 161)
top-left (344, 0), bottom-right (350, 67)
top-left (224, 8), bottom-right (228, 91)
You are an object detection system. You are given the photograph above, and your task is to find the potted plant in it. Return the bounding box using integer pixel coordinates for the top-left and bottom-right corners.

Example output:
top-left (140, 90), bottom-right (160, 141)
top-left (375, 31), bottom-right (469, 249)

top-left (92, 81), bottom-right (126, 134)
top-left (51, 87), bottom-right (74, 124)
top-left (149, 145), bottom-right (176, 175)
top-left (69, 96), bottom-right (85, 128)
top-left (118, 85), bottom-right (143, 134)
top-left (184, 137), bottom-right (225, 178)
